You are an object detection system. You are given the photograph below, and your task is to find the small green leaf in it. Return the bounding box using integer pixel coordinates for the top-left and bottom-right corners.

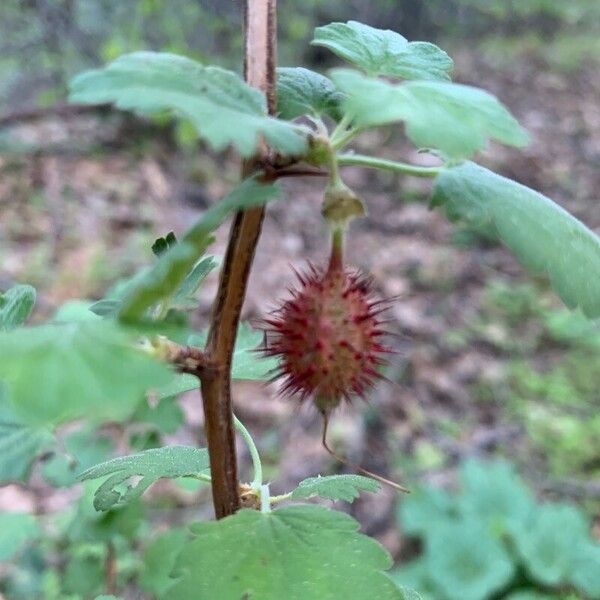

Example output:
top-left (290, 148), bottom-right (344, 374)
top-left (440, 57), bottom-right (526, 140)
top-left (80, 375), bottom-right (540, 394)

top-left (513, 503), bottom-right (588, 586)
top-left (277, 67), bottom-right (344, 120)
top-left (140, 529), bottom-right (188, 597)
top-left (432, 163), bottom-right (600, 318)
top-left (425, 519), bottom-right (515, 600)
top-left (169, 505), bottom-right (402, 599)
top-left (332, 70), bottom-right (528, 159)
top-left (173, 255), bottom-right (218, 305)
top-left (0, 513), bottom-right (40, 561)
top-left (313, 21), bottom-right (453, 81)
top-left (0, 321), bottom-right (173, 425)
top-left (291, 474), bottom-right (380, 502)
top-left (69, 52), bottom-right (307, 157)
top-left (0, 386), bottom-right (54, 482)
top-left (152, 231), bottom-right (178, 257)
top-left (78, 446), bottom-right (210, 511)
top-left (0, 284), bottom-right (36, 331)
top-left (118, 177), bottom-right (280, 321)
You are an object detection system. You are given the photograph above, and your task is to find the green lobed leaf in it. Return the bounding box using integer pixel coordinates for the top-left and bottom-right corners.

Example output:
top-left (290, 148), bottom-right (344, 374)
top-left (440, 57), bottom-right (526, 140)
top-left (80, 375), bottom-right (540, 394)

top-left (69, 52), bottom-right (307, 157)
top-left (569, 540), bottom-right (600, 598)
top-left (66, 484), bottom-right (146, 544)
top-left (424, 519), bottom-right (515, 600)
top-left (0, 513), bottom-right (40, 561)
top-left (390, 560), bottom-right (431, 597)
top-left (0, 284), bottom-right (36, 331)
top-left (168, 505), bottom-right (402, 599)
top-left (432, 163), bottom-right (600, 318)
top-left (0, 385), bottom-right (54, 483)
top-left (140, 529), bottom-right (188, 597)
top-left (78, 445), bottom-right (210, 511)
top-left (504, 593), bottom-right (555, 600)
top-left (63, 544), bottom-right (106, 597)
top-left (158, 322), bottom-right (278, 397)
top-left (398, 590), bottom-right (424, 600)
top-left (291, 474), bottom-right (380, 502)
top-left (132, 395), bottom-right (184, 435)
top-left (118, 177), bottom-right (280, 321)
top-left (398, 486), bottom-right (454, 537)
top-left (312, 21), bottom-right (453, 81)
top-left (0, 321), bottom-right (173, 425)
top-left (53, 300), bottom-right (101, 322)
top-left (277, 67), bottom-right (344, 121)
top-left (42, 429), bottom-right (114, 488)
top-left (457, 459), bottom-right (535, 534)
top-left (332, 70), bottom-right (528, 159)
top-left (188, 322), bottom-right (277, 380)
top-left (513, 503), bottom-right (588, 586)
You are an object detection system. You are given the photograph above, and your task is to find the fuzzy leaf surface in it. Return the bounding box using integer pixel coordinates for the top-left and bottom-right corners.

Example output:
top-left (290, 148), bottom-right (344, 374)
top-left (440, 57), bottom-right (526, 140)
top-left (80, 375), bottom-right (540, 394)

top-left (291, 474), bottom-right (380, 502)
top-left (78, 445), bottom-right (210, 511)
top-left (168, 505), bottom-right (402, 599)
top-left (118, 178), bottom-right (280, 321)
top-left (277, 67), bottom-right (344, 120)
top-left (313, 21), bottom-right (452, 81)
top-left (69, 52), bottom-right (306, 156)
top-left (432, 163), bottom-right (600, 318)
top-left (332, 70), bottom-right (527, 158)
top-left (0, 321), bottom-right (173, 425)
top-left (0, 284), bottom-right (36, 331)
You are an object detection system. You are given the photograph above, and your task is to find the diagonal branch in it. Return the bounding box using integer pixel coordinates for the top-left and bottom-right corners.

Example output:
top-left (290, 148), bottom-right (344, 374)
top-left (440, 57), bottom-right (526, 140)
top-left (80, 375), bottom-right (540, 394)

top-left (199, 0), bottom-right (277, 520)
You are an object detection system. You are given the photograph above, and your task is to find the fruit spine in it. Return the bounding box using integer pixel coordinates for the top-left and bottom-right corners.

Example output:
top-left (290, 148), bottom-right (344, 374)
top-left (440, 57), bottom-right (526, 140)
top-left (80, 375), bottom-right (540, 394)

top-left (262, 229), bottom-right (392, 415)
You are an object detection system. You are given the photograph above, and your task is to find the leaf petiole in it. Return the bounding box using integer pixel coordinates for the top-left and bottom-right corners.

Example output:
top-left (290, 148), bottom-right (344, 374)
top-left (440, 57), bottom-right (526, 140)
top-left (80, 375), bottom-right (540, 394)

top-left (233, 414), bottom-right (263, 490)
top-left (269, 491), bottom-right (293, 505)
top-left (330, 117), bottom-right (362, 150)
top-left (337, 152), bottom-right (444, 177)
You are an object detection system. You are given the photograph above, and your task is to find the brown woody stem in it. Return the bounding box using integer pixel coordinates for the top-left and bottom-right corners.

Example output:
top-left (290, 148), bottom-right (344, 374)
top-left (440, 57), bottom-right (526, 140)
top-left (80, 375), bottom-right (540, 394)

top-left (199, 0), bottom-right (278, 519)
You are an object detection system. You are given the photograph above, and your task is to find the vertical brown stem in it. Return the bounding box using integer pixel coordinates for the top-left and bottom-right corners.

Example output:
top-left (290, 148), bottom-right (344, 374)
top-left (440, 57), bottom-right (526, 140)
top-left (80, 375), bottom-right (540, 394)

top-left (199, 0), bottom-right (277, 520)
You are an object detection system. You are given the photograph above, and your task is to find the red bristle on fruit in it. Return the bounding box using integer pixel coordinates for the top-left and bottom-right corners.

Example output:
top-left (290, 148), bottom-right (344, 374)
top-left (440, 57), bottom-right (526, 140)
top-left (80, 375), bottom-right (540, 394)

top-left (261, 230), bottom-right (394, 416)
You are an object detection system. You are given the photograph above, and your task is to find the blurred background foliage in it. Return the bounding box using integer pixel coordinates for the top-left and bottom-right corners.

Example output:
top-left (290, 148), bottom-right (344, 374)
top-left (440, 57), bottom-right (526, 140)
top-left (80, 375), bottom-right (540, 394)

top-left (1, 1), bottom-right (600, 599)
top-left (2, 0), bottom-right (600, 110)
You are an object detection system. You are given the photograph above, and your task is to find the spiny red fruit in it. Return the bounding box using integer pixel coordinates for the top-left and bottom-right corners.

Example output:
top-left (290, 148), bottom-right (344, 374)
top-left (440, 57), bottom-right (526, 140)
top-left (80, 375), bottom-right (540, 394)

top-left (262, 259), bottom-right (393, 415)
